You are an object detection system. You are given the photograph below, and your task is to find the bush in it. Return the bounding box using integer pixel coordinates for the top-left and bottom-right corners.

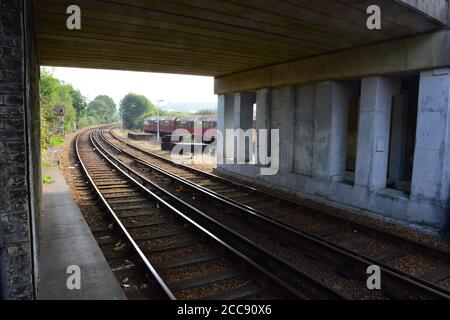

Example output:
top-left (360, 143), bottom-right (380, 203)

top-left (49, 136), bottom-right (65, 147)
top-left (77, 116), bottom-right (98, 129)
top-left (42, 175), bottom-right (54, 184)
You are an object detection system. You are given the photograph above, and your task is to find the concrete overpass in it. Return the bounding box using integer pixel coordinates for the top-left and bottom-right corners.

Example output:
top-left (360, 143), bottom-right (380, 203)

top-left (36, 0), bottom-right (449, 76)
top-left (0, 0), bottom-right (449, 299)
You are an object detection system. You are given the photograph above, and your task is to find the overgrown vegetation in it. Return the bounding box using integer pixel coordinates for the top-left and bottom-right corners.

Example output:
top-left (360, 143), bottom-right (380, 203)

top-left (42, 162), bottom-right (57, 168)
top-left (49, 136), bottom-right (65, 147)
top-left (40, 68), bottom-right (118, 149)
top-left (40, 69), bottom-right (217, 149)
top-left (120, 93), bottom-right (156, 130)
top-left (42, 174), bottom-right (54, 184)
top-left (195, 108), bottom-right (216, 115)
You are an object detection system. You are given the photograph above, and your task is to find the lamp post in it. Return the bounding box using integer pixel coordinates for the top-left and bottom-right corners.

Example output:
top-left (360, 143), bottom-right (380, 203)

top-left (156, 99), bottom-right (164, 142)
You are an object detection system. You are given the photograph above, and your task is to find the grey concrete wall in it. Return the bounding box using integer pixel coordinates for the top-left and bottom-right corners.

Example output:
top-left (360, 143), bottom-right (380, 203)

top-left (217, 75), bottom-right (449, 229)
top-left (0, 0), bottom-right (40, 299)
top-left (255, 88), bottom-right (271, 166)
top-left (271, 87), bottom-right (295, 174)
top-left (293, 85), bottom-right (314, 176)
top-left (233, 92), bottom-right (255, 163)
top-left (411, 69), bottom-right (450, 204)
top-left (389, 94), bottom-right (408, 181)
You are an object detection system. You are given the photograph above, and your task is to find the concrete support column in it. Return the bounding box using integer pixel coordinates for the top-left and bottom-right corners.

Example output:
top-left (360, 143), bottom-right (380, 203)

top-left (293, 85), bottom-right (315, 176)
top-left (255, 88), bottom-right (271, 166)
top-left (217, 94), bottom-right (234, 164)
top-left (233, 92), bottom-right (255, 163)
top-left (355, 76), bottom-right (401, 190)
top-left (271, 86), bottom-right (295, 174)
top-left (411, 69), bottom-right (450, 203)
top-left (312, 81), bottom-right (355, 181)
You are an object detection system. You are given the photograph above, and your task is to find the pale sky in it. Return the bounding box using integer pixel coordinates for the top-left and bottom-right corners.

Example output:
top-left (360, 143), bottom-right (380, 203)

top-left (44, 66), bottom-right (217, 107)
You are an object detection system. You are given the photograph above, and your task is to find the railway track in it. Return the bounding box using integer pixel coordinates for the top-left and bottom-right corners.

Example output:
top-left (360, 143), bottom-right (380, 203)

top-left (99, 125), bottom-right (450, 299)
top-left (76, 128), bottom-right (348, 300)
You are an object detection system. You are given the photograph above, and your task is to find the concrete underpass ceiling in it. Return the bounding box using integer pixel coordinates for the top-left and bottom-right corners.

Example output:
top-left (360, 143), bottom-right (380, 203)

top-left (35, 0), bottom-right (449, 77)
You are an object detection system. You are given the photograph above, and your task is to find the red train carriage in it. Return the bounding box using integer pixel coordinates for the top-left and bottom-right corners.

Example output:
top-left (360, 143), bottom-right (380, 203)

top-left (143, 117), bottom-right (156, 133)
top-left (158, 116), bottom-right (178, 135)
top-left (143, 116), bottom-right (178, 136)
top-left (199, 116), bottom-right (217, 142)
top-left (144, 115), bottom-right (217, 142)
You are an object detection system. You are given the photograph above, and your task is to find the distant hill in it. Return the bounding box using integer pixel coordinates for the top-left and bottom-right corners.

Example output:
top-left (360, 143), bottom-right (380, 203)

top-left (162, 102), bottom-right (217, 113)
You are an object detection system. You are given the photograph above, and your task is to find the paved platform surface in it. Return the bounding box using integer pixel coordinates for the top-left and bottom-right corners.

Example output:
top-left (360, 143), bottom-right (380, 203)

top-left (38, 166), bottom-right (126, 300)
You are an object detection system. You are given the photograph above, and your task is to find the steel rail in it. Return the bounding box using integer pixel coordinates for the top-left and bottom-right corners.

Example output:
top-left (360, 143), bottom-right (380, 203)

top-left (85, 129), bottom-right (305, 299)
top-left (108, 126), bottom-right (450, 262)
top-left (75, 130), bottom-right (176, 300)
top-left (91, 128), bottom-right (346, 300)
top-left (102, 127), bottom-right (450, 300)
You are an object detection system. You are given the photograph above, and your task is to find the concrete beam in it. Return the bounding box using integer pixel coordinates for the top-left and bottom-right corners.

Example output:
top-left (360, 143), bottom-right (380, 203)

top-left (396, 0), bottom-right (449, 25)
top-left (214, 30), bottom-right (450, 94)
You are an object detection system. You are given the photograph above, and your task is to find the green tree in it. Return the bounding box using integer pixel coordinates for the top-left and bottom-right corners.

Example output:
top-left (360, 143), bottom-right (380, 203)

top-left (40, 69), bottom-right (60, 147)
top-left (87, 95), bottom-right (117, 124)
top-left (68, 86), bottom-right (88, 120)
top-left (57, 83), bottom-right (76, 133)
top-left (39, 69), bottom-right (76, 147)
top-left (95, 95), bottom-right (116, 120)
top-left (120, 93), bottom-right (156, 129)
top-left (195, 108), bottom-right (217, 115)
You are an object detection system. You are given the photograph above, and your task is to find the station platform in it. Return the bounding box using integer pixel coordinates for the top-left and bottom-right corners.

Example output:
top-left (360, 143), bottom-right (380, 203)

top-left (38, 166), bottom-right (126, 300)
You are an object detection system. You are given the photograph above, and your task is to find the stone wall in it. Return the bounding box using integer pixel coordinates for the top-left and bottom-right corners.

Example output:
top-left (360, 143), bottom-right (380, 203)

top-left (0, 0), bottom-right (40, 299)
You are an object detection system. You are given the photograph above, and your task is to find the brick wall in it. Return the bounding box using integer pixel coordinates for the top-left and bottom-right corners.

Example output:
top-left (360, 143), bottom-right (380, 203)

top-left (0, 0), bottom-right (40, 299)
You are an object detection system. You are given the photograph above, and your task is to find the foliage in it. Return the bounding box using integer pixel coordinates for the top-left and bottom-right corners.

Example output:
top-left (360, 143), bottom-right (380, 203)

top-left (42, 174), bottom-right (54, 184)
top-left (68, 86), bottom-right (88, 120)
top-left (87, 95), bottom-right (117, 124)
top-left (332, 283), bottom-right (344, 292)
top-left (42, 162), bottom-right (57, 168)
top-left (159, 110), bottom-right (190, 116)
top-left (77, 116), bottom-right (98, 129)
top-left (49, 136), bottom-right (65, 147)
top-left (39, 68), bottom-right (76, 148)
top-left (120, 93), bottom-right (156, 129)
top-left (195, 108), bottom-right (217, 115)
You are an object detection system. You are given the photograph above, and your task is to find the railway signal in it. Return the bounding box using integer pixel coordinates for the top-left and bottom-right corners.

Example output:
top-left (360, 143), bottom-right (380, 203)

top-left (58, 107), bottom-right (65, 136)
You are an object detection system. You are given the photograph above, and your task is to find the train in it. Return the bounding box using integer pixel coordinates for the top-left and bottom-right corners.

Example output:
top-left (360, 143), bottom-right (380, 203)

top-left (143, 115), bottom-right (217, 142)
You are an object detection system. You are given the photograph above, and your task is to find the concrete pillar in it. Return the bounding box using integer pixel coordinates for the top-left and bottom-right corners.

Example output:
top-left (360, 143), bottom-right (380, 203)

top-left (293, 85), bottom-right (315, 176)
top-left (355, 77), bottom-right (401, 190)
top-left (312, 81), bottom-right (355, 181)
top-left (256, 88), bottom-right (271, 166)
top-left (217, 94), bottom-right (234, 164)
top-left (0, 0), bottom-right (40, 299)
top-left (411, 68), bottom-right (450, 203)
top-left (271, 86), bottom-right (295, 174)
top-left (233, 92), bottom-right (255, 163)
top-left (388, 94), bottom-right (408, 182)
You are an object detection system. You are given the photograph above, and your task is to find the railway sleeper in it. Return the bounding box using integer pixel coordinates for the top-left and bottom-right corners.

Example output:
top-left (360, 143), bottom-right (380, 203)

top-left (168, 270), bottom-right (242, 292)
